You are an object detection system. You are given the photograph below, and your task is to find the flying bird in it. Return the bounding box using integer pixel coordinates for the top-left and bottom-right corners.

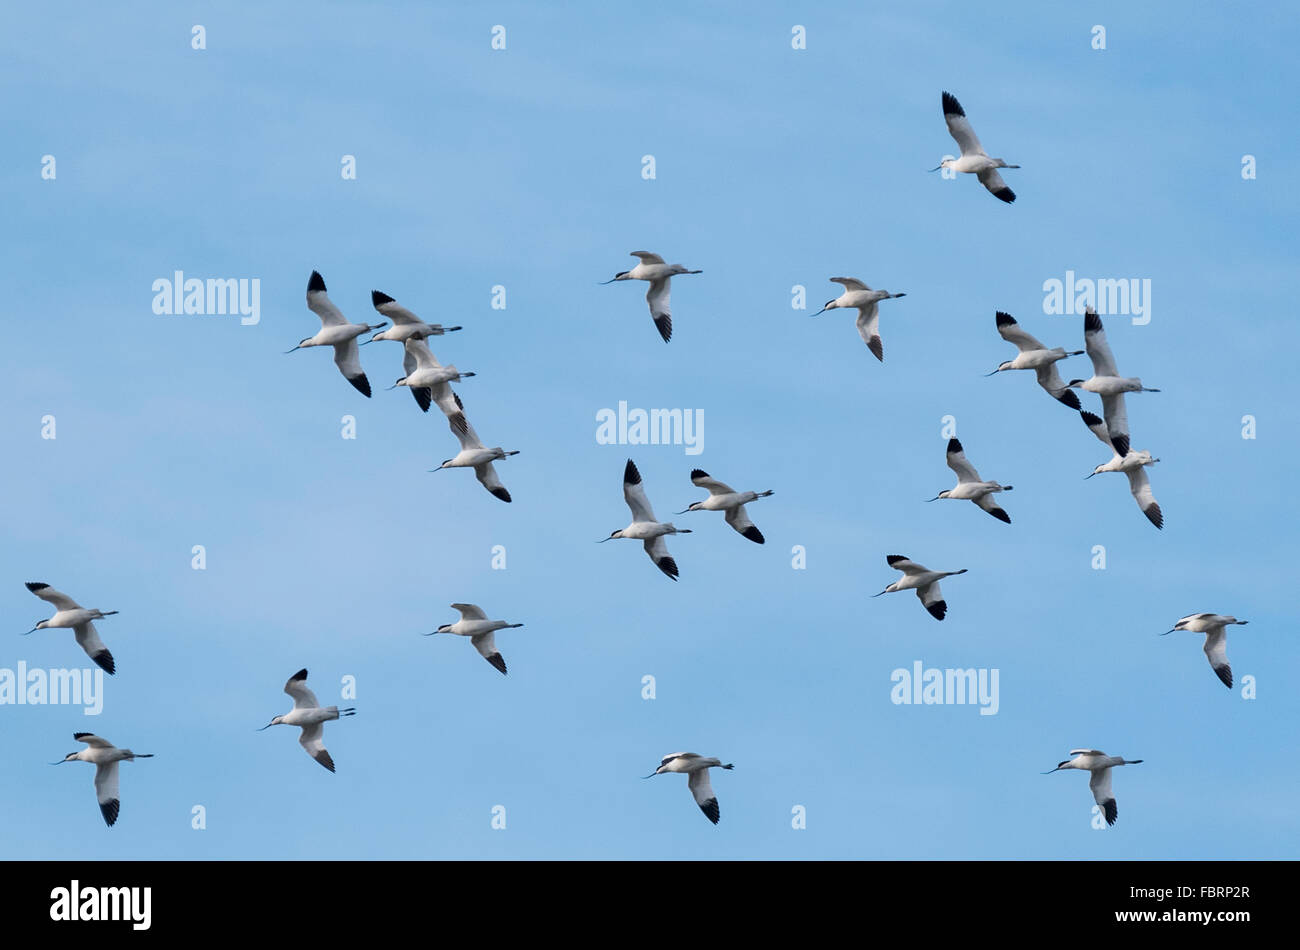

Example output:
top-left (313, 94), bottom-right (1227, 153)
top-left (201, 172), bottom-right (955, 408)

top-left (933, 91), bottom-right (1020, 203)
top-left (601, 251), bottom-right (702, 343)
top-left (677, 470), bottom-right (774, 543)
top-left (927, 439), bottom-right (1013, 523)
top-left (430, 416), bottom-right (519, 502)
top-left (54, 733), bottom-right (152, 827)
top-left (1080, 411), bottom-right (1162, 529)
top-left (1066, 308), bottom-right (1160, 458)
top-left (258, 669), bottom-right (356, 773)
top-left (1163, 614), bottom-right (1249, 688)
top-left (872, 555), bottom-right (968, 621)
top-left (287, 271), bottom-right (387, 397)
top-left (1044, 749), bottom-right (1143, 827)
top-left (644, 753), bottom-right (734, 825)
top-left (366, 290), bottom-right (462, 343)
top-left (986, 311), bottom-right (1083, 409)
top-left (812, 277), bottom-right (906, 361)
top-left (24, 582), bottom-right (117, 674)
top-left (393, 337), bottom-right (472, 428)
top-left (426, 603), bottom-right (524, 675)
top-left (602, 459), bottom-right (691, 580)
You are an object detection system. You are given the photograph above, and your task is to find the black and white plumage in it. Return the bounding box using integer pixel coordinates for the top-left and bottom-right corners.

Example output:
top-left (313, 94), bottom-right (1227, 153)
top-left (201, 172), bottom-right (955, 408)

top-left (24, 582), bottom-right (118, 674)
top-left (602, 459), bottom-right (691, 580)
top-left (602, 251), bottom-right (703, 343)
top-left (872, 555), bottom-right (968, 621)
top-left (287, 271), bottom-right (387, 397)
top-left (928, 438), bottom-right (1013, 523)
top-left (645, 753), bottom-right (734, 825)
top-left (367, 290), bottom-right (462, 344)
top-left (1066, 308), bottom-right (1160, 459)
top-left (258, 669), bottom-right (356, 773)
top-left (1163, 614), bottom-right (1249, 688)
top-left (987, 311), bottom-right (1083, 409)
top-left (427, 603), bottom-right (524, 676)
top-left (678, 469), bottom-right (774, 543)
top-left (934, 92), bottom-right (1020, 203)
top-left (1045, 750), bottom-right (1143, 827)
top-left (394, 338), bottom-right (471, 430)
top-left (812, 277), bottom-right (906, 361)
top-left (430, 416), bottom-right (519, 503)
top-left (55, 733), bottom-right (153, 828)
top-left (1080, 411), bottom-right (1163, 529)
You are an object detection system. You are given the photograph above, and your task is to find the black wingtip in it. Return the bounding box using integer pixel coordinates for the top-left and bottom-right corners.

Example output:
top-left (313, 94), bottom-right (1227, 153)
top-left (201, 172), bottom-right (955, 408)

top-left (1112, 434), bottom-right (1130, 458)
top-left (308, 271), bottom-right (326, 293)
top-left (290, 668), bottom-right (308, 682)
top-left (926, 600), bottom-right (948, 621)
top-left (1057, 389), bottom-right (1082, 410)
top-left (941, 91), bottom-right (964, 117)
top-left (1084, 309), bottom-right (1103, 333)
top-left (1080, 410), bottom-right (1104, 427)
top-left (371, 290), bottom-right (394, 306)
top-left (347, 374), bottom-right (372, 398)
top-left (988, 507), bottom-right (1011, 524)
top-left (654, 313), bottom-right (672, 343)
top-left (73, 731), bottom-right (93, 740)
top-left (742, 525), bottom-right (765, 544)
top-left (624, 459), bottom-right (642, 485)
top-left (657, 556), bottom-right (679, 580)
top-left (886, 554), bottom-right (908, 566)
top-left (699, 798), bottom-right (720, 824)
top-left (490, 486), bottom-right (512, 503)
top-left (992, 186), bottom-right (1016, 204)
top-left (994, 311), bottom-right (1016, 328)
top-left (486, 653), bottom-right (508, 675)
top-left (1102, 799), bottom-right (1117, 826)
top-left (316, 751), bottom-right (336, 773)
top-left (946, 438), bottom-right (962, 454)
top-left (690, 469), bottom-right (709, 481)
top-left (93, 650), bottom-right (115, 675)
top-left (413, 387), bottom-right (432, 413)
top-left (100, 799), bottom-right (120, 827)
top-left (1145, 503), bottom-right (1163, 530)
top-left (25, 581), bottom-right (51, 593)
top-left (1215, 665), bottom-right (1233, 689)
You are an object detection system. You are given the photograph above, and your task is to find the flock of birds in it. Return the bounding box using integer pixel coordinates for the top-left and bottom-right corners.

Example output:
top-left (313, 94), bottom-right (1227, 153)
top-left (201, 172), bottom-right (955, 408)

top-left (24, 92), bottom-right (1255, 832)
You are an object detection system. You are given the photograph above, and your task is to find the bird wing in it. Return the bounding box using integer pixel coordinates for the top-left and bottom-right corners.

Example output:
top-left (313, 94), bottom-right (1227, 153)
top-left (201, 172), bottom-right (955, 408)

top-left (25, 582), bottom-right (81, 610)
top-left (944, 439), bottom-right (982, 483)
top-left (994, 312), bottom-right (1046, 352)
top-left (622, 459), bottom-right (658, 522)
top-left (974, 492), bottom-right (1011, 524)
top-left (372, 293), bottom-right (422, 325)
top-left (94, 761), bottom-right (121, 826)
top-left (1070, 749), bottom-right (1106, 756)
top-left (429, 383), bottom-right (467, 433)
top-left (687, 768), bottom-right (720, 823)
top-left (1203, 630), bottom-right (1232, 688)
top-left (471, 631), bottom-right (507, 675)
top-left (1079, 411), bottom-right (1116, 451)
top-left (306, 276), bottom-right (348, 327)
top-left (284, 670), bottom-right (320, 709)
top-left (886, 555), bottom-right (929, 575)
top-left (1083, 309), bottom-right (1120, 377)
top-left (1126, 466), bottom-right (1163, 529)
top-left (663, 752), bottom-right (696, 766)
top-left (830, 277), bottom-right (870, 292)
top-left (646, 279), bottom-right (672, 343)
top-left (73, 621), bottom-right (114, 674)
top-left (474, 461), bottom-right (511, 503)
top-left (1100, 393), bottom-right (1131, 458)
top-left (1088, 767), bottom-right (1117, 824)
top-left (855, 302), bottom-right (883, 361)
top-left (298, 722), bottom-right (334, 772)
top-left (404, 337), bottom-right (440, 370)
top-left (942, 92), bottom-right (986, 156)
top-left (333, 338), bottom-right (368, 392)
top-left (690, 470), bottom-right (735, 495)
top-left (76, 733), bottom-right (114, 749)
top-left (916, 581), bottom-right (947, 620)
top-left (976, 167), bottom-right (1015, 203)
top-left (630, 251), bottom-right (664, 264)
top-left (454, 416), bottom-right (487, 452)
top-left (724, 504), bottom-right (763, 543)
top-left (452, 603), bottom-right (487, 621)
top-left (644, 536), bottom-right (678, 580)
top-left (402, 348), bottom-right (433, 412)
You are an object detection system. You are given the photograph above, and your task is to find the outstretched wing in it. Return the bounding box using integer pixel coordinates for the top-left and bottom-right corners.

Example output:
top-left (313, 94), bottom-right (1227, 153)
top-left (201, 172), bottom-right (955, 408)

top-left (1089, 768), bottom-right (1117, 825)
top-left (371, 291), bottom-right (423, 325)
top-left (452, 603), bottom-right (487, 621)
top-left (942, 92), bottom-right (986, 157)
top-left (690, 470), bottom-right (735, 495)
top-left (830, 276), bottom-right (870, 292)
top-left (333, 338), bottom-right (371, 397)
top-left (25, 582), bottom-right (81, 610)
top-left (944, 438), bottom-right (982, 483)
top-left (994, 312), bottom-right (1046, 352)
top-left (687, 768), bottom-right (720, 824)
top-left (724, 504), bottom-right (764, 544)
top-left (73, 621), bottom-right (115, 674)
top-left (94, 761), bottom-right (121, 827)
top-left (976, 167), bottom-right (1015, 203)
top-left (474, 461), bottom-right (512, 503)
top-left (284, 669), bottom-right (320, 709)
top-left (630, 251), bottom-right (664, 264)
top-left (471, 632), bottom-right (507, 675)
top-left (855, 302), bottom-right (883, 361)
top-left (306, 271), bottom-right (348, 327)
top-left (646, 279), bottom-right (672, 342)
top-left (974, 492), bottom-right (1011, 524)
top-left (298, 722), bottom-right (334, 772)
top-left (1203, 630), bottom-right (1232, 688)
top-left (644, 536), bottom-right (678, 581)
top-left (886, 555), bottom-right (929, 575)
top-left (916, 581), bottom-right (947, 621)
top-left (622, 459), bottom-right (657, 523)
top-left (1083, 309), bottom-right (1120, 377)
top-left (1126, 466), bottom-right (1162, 529)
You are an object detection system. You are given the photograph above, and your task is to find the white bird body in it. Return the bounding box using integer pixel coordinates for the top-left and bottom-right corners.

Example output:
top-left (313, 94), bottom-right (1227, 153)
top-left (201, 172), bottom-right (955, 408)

top-left (24, 582), bottom-right (117, 674)
top-left (392, 339), bottom-right (469, 427)
top-left (1046, 749), bottom-right (1142, 826)
top-left (396, 338), bottom-right (472, 389)
top-left (260, 669), bottom-right (355, 773)
top-left (289, 271), bottom-right (386, 397)
top-left (936, 92), bottom-right (1019, 203)
top-left (367, 290), bottom-right (461, 343)
top-left (604, 251), bottom-right (702, 343)
top-left (646, 752), bottom-right (734, 824)
top-left (989, 311), bottom-right (1084, 408)
top-left (930, 439), bottom-right (1013, 523)
top-left (874, 555), bottom-right (967, 621)
top-left (1164, 614), bottom-right (1248, 689)
top-left (1067, 309), bottom-right (1159, 458)
top-left (604, 459), bottom-right (690, 579)
top-left (1080, 411), bottom-right (1163, 529)
top-left (56, 733), bottom-right (153, 827)
top-left (679, 469), bottom-right (773, 544)
top-left (432, 416), bottom-right (518, 503)
top-left (813, 277), bottom-right (905, 361)
top-left (428, 603), bottom-right (523, 675)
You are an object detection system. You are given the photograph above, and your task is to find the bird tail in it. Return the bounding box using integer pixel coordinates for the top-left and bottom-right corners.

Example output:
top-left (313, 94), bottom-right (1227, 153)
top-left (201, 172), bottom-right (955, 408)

top-left (757, 490), bottom-right (775, 497)
top-left (721, 763), bottom-right (734, 770)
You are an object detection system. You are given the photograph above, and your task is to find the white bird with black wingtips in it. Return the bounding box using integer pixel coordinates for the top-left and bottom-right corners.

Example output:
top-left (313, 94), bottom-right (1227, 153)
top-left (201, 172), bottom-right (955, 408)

top-left (366, 290), bottom-right (462, 344)
top-left (1044, 749), bottom-right (1143, 827)
top-left (986, 311), bottom-right (1083, 409)
top-left (811, 277), bottom-right (906, 362)
top-left (54, 733), bottom-right (152, 827)
top-left (1080, 411), bottom-right (1163, 529)
top-left (644, 753), bottom-right (734, 825)
top-left (933, 91), bottom-right (1020, 203)
top-left (602, 459), bottom-right (691, 580)
top-left (258, 669), bottom-right (356, 773)
top-left (927, 439), bottom-right (1013, 523)
top-left (873, 555), bottom-right (968, 621)
top-left (392, 337), bottom-right (472, 428)
top-left (24, 582), bottom-right (118, 674)
top-left (677, 469), bottom-right (774, 544)
top-left (601, 251), bottom-right (702, 343)
top-left (426, 604), bottom-right (523, 675)
top-left (1163, 614), bottom-right (1248, 689)
top-left (430, 416), bottom-right (519, 503)
top-left (286, 271), bottom-right (387, 397)
top-left (1066, 308), bottom-right (1160, 458)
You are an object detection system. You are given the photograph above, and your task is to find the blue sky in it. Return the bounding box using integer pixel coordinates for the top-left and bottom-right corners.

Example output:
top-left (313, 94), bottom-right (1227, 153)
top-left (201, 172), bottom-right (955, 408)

top-left (1, 2), bottom-right (1296, 858)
